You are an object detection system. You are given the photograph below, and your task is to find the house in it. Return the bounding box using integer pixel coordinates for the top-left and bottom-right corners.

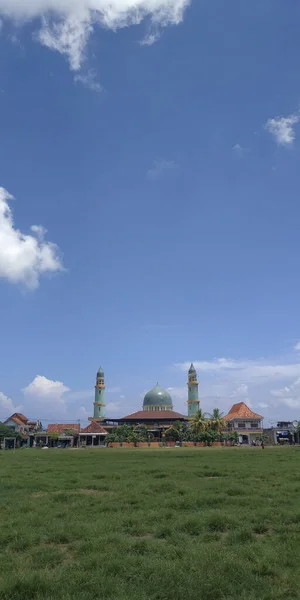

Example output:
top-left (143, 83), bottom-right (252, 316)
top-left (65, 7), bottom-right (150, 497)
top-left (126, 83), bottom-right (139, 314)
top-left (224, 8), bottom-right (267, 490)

top-left (223, 402), bottom-right (263, 445)
top-left (45, 423), bottom-right (81, 447)
top-left (3, 413), bottom-right (41, 435)
top-left (79, 422), bottom-right (108, 446)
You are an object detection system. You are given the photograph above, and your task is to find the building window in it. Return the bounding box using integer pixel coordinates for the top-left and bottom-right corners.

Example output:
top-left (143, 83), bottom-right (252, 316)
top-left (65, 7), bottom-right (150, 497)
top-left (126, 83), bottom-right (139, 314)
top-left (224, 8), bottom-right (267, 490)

top-left (238, 422), bottom-right (246, 428)
top-left (250, 422), bottom-right (258, 428)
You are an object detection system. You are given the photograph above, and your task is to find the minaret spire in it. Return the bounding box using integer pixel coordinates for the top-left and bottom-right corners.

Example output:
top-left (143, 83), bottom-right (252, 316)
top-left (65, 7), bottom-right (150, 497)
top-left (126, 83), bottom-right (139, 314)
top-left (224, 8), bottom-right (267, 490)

top-left (187, 363), bottom-right (200, 417)
top-left (92, 365), bottom-right (106, 421)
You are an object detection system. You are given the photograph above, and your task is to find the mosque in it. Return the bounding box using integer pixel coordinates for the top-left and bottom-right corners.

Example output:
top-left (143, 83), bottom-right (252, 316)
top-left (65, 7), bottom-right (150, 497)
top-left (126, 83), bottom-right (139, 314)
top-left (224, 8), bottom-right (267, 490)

top-left (78, 364), bottom-right (199, 443)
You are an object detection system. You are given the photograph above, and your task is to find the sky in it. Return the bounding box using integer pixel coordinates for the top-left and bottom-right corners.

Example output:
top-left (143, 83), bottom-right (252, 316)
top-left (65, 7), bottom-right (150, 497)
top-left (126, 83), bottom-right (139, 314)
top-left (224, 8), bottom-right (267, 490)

top-left (1, 0), bottom-right (300, 427)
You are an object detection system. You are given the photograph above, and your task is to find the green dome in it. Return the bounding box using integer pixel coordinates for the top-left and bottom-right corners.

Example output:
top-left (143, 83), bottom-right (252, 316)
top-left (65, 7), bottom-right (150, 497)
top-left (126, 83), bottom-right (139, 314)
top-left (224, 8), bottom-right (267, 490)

top-left (143, 384), bottom-right (173, 408)
top-left (97, 366), bottom-right (104, 377)
top-left (189, 363), bottom-right (196, 373)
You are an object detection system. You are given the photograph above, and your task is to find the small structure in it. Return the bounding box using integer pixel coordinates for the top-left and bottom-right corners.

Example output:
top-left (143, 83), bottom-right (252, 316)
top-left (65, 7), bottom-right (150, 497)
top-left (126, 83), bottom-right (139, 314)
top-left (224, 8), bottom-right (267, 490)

top-left (43, 424), bottom-right (81, 447)
top-left (79, 422), bottom-right (108, 446)
top-left (223, 402), bottom-right (263, 445)
top-left (264, 422), bottom-right (299, 445)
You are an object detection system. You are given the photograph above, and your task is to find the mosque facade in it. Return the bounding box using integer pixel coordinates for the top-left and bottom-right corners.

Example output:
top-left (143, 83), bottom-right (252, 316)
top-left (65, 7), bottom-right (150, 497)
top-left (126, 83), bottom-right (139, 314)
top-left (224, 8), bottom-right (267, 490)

top-left (88, 364), bottom-right (200, 434)
top-left (82, 364), bottom-right (263, 445)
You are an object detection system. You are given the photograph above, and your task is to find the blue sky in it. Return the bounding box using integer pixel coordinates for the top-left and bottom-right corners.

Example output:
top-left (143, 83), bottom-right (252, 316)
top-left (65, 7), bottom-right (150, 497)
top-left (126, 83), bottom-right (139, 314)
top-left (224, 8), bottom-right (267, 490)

top-left (1, 0), bottom-right (300, 426)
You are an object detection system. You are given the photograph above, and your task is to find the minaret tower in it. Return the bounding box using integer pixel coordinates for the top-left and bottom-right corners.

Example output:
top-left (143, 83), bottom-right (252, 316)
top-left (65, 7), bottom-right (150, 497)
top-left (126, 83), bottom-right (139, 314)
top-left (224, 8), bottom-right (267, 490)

top-left (187, 363), bottom-right (200, 417)
top-left (92, 366), bottom-right (106, 421)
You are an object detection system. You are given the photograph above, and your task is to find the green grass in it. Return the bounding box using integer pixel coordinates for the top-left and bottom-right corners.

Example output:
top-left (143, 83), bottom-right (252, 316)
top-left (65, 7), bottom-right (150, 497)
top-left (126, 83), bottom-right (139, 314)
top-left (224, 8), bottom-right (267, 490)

top-left (1, 446), bottom-right (300, 600)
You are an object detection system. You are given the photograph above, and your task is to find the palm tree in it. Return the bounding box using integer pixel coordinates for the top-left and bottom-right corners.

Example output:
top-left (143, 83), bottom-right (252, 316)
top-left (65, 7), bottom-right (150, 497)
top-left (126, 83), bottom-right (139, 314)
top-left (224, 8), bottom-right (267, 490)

top-left (208, 408), bottom-right (225, 436)
top-left (191, 409), bottom-right (207, 434)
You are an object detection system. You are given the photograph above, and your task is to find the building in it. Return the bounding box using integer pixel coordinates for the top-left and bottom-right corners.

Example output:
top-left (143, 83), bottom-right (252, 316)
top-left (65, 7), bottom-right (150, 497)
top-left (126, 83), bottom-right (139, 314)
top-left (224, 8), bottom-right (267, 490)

top-left (3, 413), bottom-right (41, 435)
top-left (45, 424), bottom-right (81, 447)
top-left (223, 402), bottom-right (263, 445)
top-left (102, 382), bottom-right (188, 438)
top-left (86, 366), bottom-right (195, 439)
top-left (79, 422), bottom-right (108, 446)
top-left (264, 422), bottom-right (299, 445)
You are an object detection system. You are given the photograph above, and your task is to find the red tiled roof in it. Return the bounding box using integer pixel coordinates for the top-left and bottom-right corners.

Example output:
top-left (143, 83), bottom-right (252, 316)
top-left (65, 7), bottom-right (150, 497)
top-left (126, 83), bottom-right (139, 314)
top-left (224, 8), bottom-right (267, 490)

top-left (6, 413), bottom-right (29, 426)
top-left (223, 402), bottom-right (263, 421)
top-left (7, 416), bottom-right (26, 426)
top-left (80, 422), bottom-right (108, 434)
top-left (13, 413), bottom-right (29, 424)
top-left (121, 410), bottom-right (185, 420)
top-left (47, 424), bottom-right (80, 434)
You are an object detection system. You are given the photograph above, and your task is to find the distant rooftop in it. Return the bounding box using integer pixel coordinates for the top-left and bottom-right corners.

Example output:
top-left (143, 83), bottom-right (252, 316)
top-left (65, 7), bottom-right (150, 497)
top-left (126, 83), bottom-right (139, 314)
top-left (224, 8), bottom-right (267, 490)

top-left (223, 402), bottom-right (263, 421)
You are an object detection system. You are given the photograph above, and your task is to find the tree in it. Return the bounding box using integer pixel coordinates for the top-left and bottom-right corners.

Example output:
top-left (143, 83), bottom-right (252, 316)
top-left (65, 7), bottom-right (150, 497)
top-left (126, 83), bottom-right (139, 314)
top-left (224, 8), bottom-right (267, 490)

top-left (200, 428), bottom-right (219, 446)
top-left (105, 432), bottom-right (118, 446)
top-left (191, 409), bottom-right (207, 435)
top-left (208, 408), bottom-right (226, 440)
top-left (165, 421), bottom-right (187, 441)
top-left (133, 424), bottom-right (149, 441)
top-left (127, 431), bottom-right (141, 447)
top-left (0, 423), bottom-right (16, 439)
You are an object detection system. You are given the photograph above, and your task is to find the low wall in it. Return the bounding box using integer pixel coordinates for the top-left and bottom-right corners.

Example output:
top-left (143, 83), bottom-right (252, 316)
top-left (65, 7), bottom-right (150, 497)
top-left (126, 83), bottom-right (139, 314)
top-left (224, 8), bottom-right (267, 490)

top-left (108, 441), bottom-right (226, 448)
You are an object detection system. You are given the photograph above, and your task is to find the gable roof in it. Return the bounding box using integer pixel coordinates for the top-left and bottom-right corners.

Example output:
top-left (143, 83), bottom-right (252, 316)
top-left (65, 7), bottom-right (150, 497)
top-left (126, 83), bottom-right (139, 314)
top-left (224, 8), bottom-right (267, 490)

top-left (4, 413), bottom-right (29, 426)
top-left (80, 422), bottom-right (108, 434)
top-left (47, 424), bottom-right (80, 434)
top-left (223, 402), bottom-right (263, 421)
top-left (120, 410), bottom-right (185, 420)
top-left (12, 413), bottom-right (29, 423)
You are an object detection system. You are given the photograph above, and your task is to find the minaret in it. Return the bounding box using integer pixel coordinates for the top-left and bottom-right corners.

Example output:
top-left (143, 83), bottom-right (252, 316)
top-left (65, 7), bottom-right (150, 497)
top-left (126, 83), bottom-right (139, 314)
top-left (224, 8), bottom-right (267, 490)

top-left (93, 366), bottom-right (106, 421)
top-left (187, 363), bottom-right (200, 417)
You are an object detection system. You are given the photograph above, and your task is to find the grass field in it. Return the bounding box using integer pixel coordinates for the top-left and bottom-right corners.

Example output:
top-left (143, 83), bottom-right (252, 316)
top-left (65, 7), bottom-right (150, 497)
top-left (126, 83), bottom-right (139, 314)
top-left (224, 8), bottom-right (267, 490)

top-left (1, 447), bottom-right (300, 600)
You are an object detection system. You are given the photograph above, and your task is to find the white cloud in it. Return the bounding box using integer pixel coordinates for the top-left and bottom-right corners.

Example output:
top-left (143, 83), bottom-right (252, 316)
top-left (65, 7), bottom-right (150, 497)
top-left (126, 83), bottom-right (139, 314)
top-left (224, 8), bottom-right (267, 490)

top-left (0, 187), bottom-right (63, 289)
top-left (74, 69), bottom-right (102, 91)
top-left (281, 398), bottom-right (300, 409)
top-left (271, 377), bottom-right (300, 398)
top-left (265, 113), bottom-right (300, 146)
top-left (232, 143), bottom-right (245, 156)
top-left (294, 341), bottom-right (300, 351)
top-left (106, 402), bottom-right (121, 413)
top-left (0, 0), bottom-right (190, 71)
top-left (23, 375), bottom-right (70, 400)
top-left (107, 386), bottom-right (122, 393)
top-left (0, 392), bottom-right (23, 419)
top-left (234, 383), bottom-right (248, 396)
top-left (257, 402), bottom-right (269, 409)
top-left (176, 358), bottom-right (300, 382)
top-left (147, 159), bottom-right (177, 180)
top-left (139, 30), bottom-right (160, 45)
top-left (76, 405), bottom-right (90, 420)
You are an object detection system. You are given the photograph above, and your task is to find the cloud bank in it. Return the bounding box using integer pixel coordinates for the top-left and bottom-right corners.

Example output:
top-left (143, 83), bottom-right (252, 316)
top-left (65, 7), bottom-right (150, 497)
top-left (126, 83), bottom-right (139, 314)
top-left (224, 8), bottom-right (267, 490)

top-left (0, 187), bottom-right (63, 289)
top-left (0, 0), bottom-right (191, 70)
